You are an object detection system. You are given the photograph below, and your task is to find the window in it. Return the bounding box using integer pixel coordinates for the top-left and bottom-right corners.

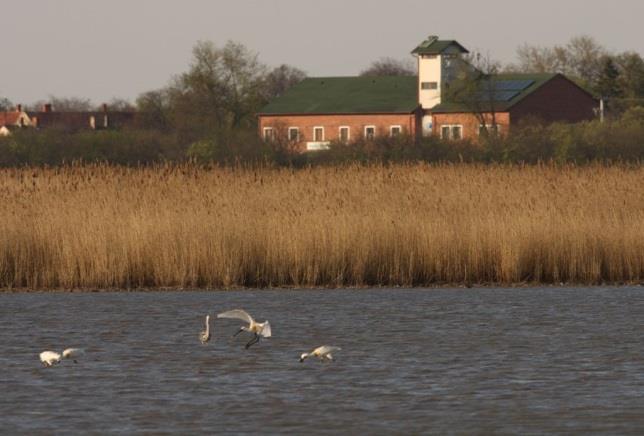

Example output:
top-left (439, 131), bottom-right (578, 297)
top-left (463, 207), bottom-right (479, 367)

top-left (263, 127), bottom-right (275, 142)
top-left (364, 126), bottom-right (376, 140)
top-left (451, 125), bottom-right (462, 140)
top-left (288, 127), bottom-right (299, 142)
top-left (440, 125), bottom-right (463, 140)
top-left (339, 126), bottom-right (350, 142)
top-left (479, 124), bottom-right (501, 136)
top-left (313, 127), bottom-right (324, 142)
top-left (421, 82), bottom-right (438, 90)
top-left (390, 125), bottom-right (402, 137)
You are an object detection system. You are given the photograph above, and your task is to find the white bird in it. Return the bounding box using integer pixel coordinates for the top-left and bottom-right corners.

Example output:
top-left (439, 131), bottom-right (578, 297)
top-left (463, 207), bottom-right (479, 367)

top-left (39, 348), bottom-right (84, 367)
top-left (39, 351), bottom-right (62, 367)
top-left (199, 314), bottom-right (211, 344)
top-left (300, 346), bottom-right (341, 363)
top-left (62, 348), bottom-right (84, 363)
top-left (217, 309), bottom-right (271, 349)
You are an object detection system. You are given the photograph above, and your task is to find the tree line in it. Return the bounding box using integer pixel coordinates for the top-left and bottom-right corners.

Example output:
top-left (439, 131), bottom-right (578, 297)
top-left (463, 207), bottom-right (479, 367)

top-left (1, 36), bottom-right (643, 166)
top-left (509, 36), bottom-right (644, 113)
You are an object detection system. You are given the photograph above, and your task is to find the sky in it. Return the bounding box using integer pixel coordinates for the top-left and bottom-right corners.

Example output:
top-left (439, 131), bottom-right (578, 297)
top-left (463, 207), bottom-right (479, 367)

top-left (2, 0), bottom-right (643, 105)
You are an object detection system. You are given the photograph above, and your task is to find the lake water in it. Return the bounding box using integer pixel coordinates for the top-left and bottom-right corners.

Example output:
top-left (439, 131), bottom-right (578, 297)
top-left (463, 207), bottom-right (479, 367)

top-left (1, 287), bottom-right (643, 434)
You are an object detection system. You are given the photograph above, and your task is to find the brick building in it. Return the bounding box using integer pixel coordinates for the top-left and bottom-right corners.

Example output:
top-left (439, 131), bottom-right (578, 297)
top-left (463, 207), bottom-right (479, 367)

top-left (258, 36), bottom-right (598, 150)
top-left (0, 103), bottom-right (136, 136)
top-left (0, 105), bottom-right (33, 136)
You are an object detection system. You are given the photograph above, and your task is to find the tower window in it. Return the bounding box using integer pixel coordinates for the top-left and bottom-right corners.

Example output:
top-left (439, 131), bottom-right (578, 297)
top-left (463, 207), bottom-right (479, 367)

top-left (421, 82), bottom-right (438, 90)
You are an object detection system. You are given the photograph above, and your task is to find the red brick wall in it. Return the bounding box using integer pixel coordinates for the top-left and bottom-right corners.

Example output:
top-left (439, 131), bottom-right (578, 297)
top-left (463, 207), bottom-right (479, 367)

top-left (258, 113), bottom-right (417, 150)
top-left (431, 112), bottom-right (511, 140)
top-left (510, 75), bottom-right (598, 124)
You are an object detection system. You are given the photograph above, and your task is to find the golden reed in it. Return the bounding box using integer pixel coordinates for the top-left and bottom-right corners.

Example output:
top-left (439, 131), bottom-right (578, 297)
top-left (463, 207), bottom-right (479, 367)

top-left (0, 163), bottom-right (642, 289)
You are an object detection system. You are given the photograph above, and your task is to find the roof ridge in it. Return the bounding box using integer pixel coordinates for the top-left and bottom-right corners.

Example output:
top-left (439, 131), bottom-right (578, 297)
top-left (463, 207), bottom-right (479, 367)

top-left (304, 75), bottom-right (417, 80)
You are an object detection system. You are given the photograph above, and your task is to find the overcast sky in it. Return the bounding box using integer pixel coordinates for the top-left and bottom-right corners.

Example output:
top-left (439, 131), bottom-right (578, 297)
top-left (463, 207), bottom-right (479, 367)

top-left (2, 0), bottom-right (643, 105)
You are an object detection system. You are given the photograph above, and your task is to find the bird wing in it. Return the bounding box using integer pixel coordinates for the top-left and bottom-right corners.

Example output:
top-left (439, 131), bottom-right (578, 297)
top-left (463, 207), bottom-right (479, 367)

top-left (260, 321), bottom-right (272, 338)
top-left (217, 309), bottom-right (254, 325)
top-left (315, 346), bottom-right (341, 355)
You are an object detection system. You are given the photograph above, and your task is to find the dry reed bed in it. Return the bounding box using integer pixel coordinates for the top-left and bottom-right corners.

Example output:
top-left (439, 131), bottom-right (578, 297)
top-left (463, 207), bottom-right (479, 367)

top-left (0, 163), bottom-right (642, 289)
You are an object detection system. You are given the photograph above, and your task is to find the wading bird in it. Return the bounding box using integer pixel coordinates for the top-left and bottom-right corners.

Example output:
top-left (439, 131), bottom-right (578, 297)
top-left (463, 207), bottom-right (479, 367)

top-left (62, 348), bottom-right (84, 363)
top-left (217, 309), bottom-right (271, 349)
top-left (199, 314), bottom-right (211, 344)
top-left (39, 351), bottom-right (62, 367)
top-left (299, 346), bottom-right (341, 363)
top-left (39, 348), bottom-right (84, 367)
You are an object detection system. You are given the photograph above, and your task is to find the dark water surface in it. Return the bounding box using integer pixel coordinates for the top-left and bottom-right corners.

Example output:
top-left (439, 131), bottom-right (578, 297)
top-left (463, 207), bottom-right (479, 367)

top-left (1, 287), bottom-right (643, 434)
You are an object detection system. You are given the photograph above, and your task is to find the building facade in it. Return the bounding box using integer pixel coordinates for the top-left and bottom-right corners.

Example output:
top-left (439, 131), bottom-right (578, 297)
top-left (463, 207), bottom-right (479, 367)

top-left (258, 36), bottom-right (598, 150)
top-left (0, 105), bottom-right (33, 136)
top-left (0, 103), bottom-right (136, 135)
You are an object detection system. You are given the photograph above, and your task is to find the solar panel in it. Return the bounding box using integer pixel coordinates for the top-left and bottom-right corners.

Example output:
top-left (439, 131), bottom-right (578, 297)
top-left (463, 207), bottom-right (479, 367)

top-left (494, 90), bottom-right (521, 101)
top-left (473, 90), bottom-right (520, 102)
top-left (493, 80), bottom-right (535, 91)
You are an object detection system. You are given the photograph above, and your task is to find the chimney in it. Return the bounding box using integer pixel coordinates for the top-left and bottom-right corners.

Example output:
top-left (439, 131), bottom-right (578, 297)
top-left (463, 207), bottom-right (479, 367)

top-left (17, 104), bottom-right (22, 112)
top-left (102, 103), bottom-right (108, 113)
top-left (43, 104), bottom-right (52, 113)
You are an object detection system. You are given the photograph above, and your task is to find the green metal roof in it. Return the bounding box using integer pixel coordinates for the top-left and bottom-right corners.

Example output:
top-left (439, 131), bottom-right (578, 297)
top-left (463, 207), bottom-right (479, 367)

top-left (411, 38), bottom-right (469, 55)
top-left (431, 73), bottom-right (558, 113)
top-left (258, 76), bottom-right (419, 115)
top-left (258, 73), bottom-right (564, 116)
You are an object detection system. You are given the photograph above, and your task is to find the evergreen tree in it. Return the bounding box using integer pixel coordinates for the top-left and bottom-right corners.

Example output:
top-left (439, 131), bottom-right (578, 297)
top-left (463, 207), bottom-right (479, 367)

top-left (596, 56), bottom-right (621, 98)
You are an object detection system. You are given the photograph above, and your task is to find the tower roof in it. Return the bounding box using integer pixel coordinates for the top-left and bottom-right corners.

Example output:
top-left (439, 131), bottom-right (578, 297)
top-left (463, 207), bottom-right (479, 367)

top-left (411, 36), bottom-right (469, 55)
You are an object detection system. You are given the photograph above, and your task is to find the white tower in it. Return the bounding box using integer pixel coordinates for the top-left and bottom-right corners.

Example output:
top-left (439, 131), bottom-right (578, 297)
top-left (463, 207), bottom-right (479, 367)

top-left (412, 36), bottom-right (469, 135)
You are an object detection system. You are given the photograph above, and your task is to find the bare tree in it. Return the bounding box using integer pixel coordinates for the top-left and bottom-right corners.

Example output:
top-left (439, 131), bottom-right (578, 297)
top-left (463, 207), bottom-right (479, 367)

top-left (263, 64), bottom-right (307, 100)
top-left (509, 44), bottom-right (568, 73)
top-left (100, 98), bottom-right (135, 112)
top-left (32, 96), bottom-right (94, 112)
top-left (508, 35), bottom-right (606, 89)
top-left (566, 36), bottom-right (606, 86)
top-left (172, 40), bottom-right (267, 134)
top-left (360, 57), bottom-right (415, 76)
top-left (0, 97), bottom-right (13, 111)
top-left (136, 89), bottom-right (173, 130)
top-left (445, 52), bottom-right (504, 136)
